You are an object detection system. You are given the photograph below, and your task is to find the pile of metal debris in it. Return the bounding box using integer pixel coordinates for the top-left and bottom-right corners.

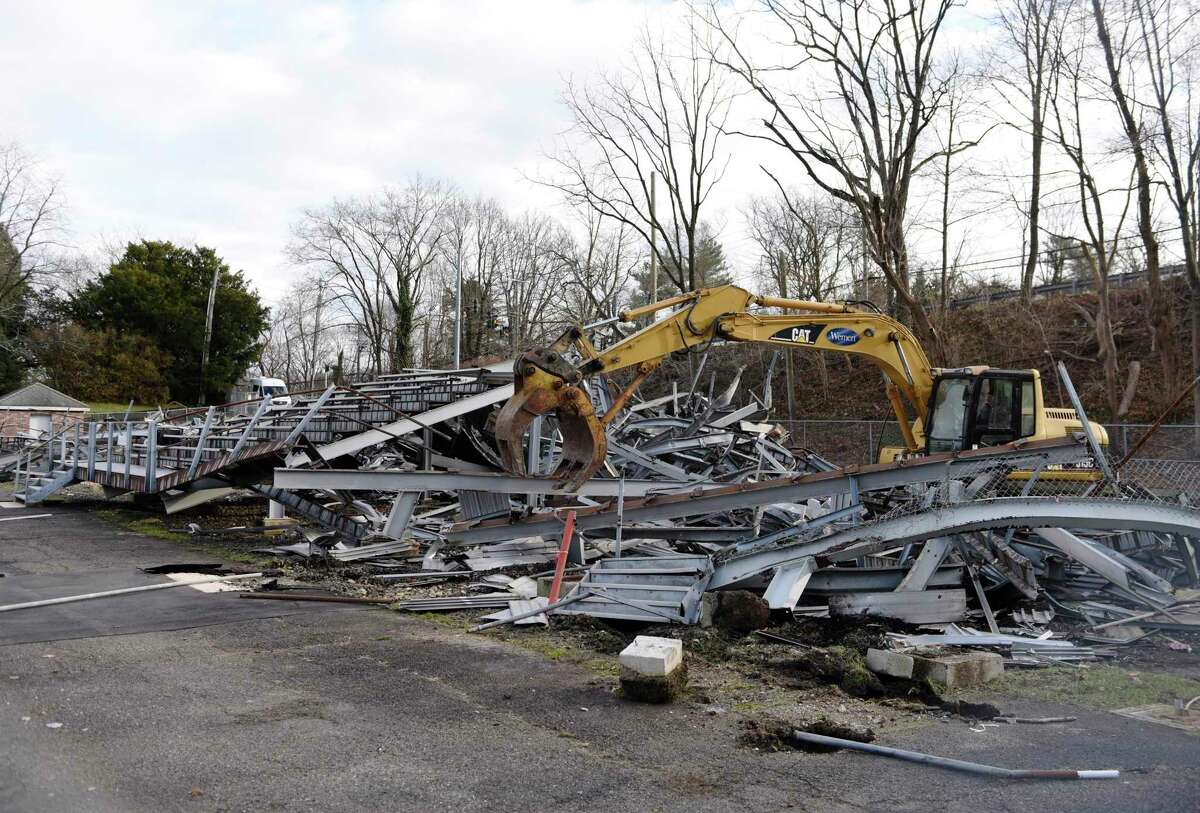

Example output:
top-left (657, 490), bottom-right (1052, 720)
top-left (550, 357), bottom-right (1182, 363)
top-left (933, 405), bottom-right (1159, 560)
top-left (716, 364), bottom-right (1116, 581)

top-left (253, 363), bottom-right (1200, 658)
top-left (7, 351), bottom-right (1195, 654)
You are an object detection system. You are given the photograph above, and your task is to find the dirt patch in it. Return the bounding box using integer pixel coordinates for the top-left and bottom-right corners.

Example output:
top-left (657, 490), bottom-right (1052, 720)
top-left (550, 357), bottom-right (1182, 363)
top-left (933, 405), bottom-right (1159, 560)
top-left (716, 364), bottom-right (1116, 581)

top-left (713, 590), bottom-right (770, 634)
top-left (771, 645), bottom-right (888, 698)
top-left (619, 663), bottom-right (688, 704)
top-left (783, 616), bottom-right (906, 653)
top-left (738, 715), bottom-right (875, 753)
top-left (552, 615), bottom-right (634, 655)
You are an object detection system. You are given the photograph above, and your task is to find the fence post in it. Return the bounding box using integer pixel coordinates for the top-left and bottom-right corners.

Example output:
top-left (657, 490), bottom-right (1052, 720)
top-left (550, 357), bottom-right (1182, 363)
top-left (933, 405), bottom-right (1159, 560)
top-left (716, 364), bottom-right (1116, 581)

top-left (146, 420), bottom-right (158, 492)
top-left (867, 423), bottom-right (874, 464)
top-left (124, 423), bottom-right (132, 488)
top-left (87, 422), bottom-right (96, 480)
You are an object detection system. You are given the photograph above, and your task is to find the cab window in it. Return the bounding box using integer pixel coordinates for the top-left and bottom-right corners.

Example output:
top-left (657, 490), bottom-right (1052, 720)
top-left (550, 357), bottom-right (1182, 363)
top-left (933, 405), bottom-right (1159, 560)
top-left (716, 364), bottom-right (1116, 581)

top-left (927, 378), bottom-right (971, 453)
top-left (1020, 383), bottom-right (1035, 437)
top-left (973, 376), bottom-right (1035, 447)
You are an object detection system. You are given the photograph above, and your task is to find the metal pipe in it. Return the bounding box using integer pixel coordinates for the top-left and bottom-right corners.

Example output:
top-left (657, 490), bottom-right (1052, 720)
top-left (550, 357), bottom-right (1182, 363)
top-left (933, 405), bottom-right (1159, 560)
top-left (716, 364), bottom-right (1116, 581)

top-left (0, 572), bottom-right (263, 613)
top-left (1056, 361), bottom-right (1115, 482)
top-left (787, 731), bottom-right (1119, 780)
top-left (241, 592), bottom-right (390, 605)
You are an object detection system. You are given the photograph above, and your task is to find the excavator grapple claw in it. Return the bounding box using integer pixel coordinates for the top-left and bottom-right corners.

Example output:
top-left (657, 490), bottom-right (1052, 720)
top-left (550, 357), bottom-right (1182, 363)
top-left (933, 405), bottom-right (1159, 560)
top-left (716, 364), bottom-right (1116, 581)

top-left (495, 349), bottom-right (607, 491)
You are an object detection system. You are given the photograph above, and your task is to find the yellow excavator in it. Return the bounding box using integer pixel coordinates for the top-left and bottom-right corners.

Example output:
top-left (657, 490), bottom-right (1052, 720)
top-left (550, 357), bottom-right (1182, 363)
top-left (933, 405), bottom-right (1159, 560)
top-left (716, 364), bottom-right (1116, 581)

top-left (495, 285), bottom-right (1105, 490)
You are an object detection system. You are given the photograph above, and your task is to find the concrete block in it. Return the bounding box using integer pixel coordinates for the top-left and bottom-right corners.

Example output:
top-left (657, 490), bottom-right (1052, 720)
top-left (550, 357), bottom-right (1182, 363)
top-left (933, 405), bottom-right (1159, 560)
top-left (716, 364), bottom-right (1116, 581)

top-left (866, 648), bottom-right (914, 679)
top-left (619, 636), bottom-right (687, 704)
top-left (912, 651), bottom-right (1004, 689)
top-left (619, 635), bottom-right (683, 677)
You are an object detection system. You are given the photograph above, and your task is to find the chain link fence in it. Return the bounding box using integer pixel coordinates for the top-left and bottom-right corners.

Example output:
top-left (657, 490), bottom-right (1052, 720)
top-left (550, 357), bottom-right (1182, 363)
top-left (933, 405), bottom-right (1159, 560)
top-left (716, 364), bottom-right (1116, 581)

top-left (776, 419), bottom-right (1200, 467)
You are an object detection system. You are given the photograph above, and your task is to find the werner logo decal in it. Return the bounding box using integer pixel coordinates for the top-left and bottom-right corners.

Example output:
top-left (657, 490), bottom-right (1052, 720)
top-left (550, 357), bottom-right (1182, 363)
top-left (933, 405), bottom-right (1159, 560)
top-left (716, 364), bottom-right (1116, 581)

top-left (772, 324), bottom-right (826, 345)
top-left (827, 327), bottom-right (860, 346)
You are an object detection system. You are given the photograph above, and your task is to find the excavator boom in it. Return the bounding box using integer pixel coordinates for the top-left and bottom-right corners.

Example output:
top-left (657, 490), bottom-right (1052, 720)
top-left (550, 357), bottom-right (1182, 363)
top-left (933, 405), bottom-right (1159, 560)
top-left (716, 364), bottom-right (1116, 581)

top-left (495, 285), bottom-right (937, 490)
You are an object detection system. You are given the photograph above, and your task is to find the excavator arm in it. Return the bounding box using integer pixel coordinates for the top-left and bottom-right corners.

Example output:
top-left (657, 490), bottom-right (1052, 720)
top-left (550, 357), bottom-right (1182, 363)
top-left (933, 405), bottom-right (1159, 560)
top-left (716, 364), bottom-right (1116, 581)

top-left (495, 285), bottom-right (936, 490)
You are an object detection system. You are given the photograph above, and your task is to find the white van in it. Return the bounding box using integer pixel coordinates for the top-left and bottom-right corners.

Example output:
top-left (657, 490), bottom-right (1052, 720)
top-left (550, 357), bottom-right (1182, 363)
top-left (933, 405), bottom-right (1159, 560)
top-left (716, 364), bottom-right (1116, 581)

top-left (229, 376), bottom-right (293, 407)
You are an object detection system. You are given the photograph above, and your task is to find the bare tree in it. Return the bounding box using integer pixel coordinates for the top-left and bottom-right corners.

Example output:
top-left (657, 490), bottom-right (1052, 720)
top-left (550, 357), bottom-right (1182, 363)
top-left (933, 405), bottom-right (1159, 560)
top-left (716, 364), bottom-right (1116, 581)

top-left (705, 0), bottom-right (971, 360)
top-left (994, 0), bottom-right (1066, 303)
top-left (493, 213), bottom-right (570, 354)
top-left (746, 189), bottom-right (856, 414)
top-left (1089, 0), bottom-right (1179, 395)
top-left (1132, 0), bottom-right (1200, 423)
top-left (746, 190), bottom-right (854, 301)
top-left (259, 272), bottom-right (338, 385)
top-left (291, 178), bottom-right (452, 373)
top-left (929, 58), bottom-right (994, 319)
top-left (0, 142), bottom-right (65, 320)
top-left (1046, 16), bottom-right (1138, 418)
top-left (439, 195), bottom-right (507, 364)
top-left (552, 209), bottom-right (641, 325)
top-left (542, 21), bottom-right (732, 294)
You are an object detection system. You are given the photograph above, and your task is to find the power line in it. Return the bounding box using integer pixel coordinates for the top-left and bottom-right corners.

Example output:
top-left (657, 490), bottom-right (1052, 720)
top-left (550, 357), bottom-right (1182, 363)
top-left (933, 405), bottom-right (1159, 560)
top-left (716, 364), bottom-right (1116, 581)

top-left (907, 222), bottom-right (1186, 273)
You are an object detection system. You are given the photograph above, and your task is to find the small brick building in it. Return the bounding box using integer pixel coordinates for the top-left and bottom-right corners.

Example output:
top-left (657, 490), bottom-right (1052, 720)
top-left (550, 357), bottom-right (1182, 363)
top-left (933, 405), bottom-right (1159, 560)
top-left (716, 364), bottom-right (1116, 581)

top-left (0, 382), bottom-right (89, 440)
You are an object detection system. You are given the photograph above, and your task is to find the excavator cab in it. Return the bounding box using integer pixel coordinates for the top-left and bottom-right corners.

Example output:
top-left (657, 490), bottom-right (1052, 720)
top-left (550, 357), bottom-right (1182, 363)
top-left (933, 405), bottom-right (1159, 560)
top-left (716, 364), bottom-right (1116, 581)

top-left (924, 369), bottom-right (1039, 455)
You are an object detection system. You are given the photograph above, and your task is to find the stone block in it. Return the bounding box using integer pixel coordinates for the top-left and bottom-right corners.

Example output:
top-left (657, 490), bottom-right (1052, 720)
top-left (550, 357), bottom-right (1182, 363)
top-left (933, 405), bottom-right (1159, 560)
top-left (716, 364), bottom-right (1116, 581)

top-left (866, 648), bottom-right (914, 679)
top-left (912, 651), bottom-right (1004, 689)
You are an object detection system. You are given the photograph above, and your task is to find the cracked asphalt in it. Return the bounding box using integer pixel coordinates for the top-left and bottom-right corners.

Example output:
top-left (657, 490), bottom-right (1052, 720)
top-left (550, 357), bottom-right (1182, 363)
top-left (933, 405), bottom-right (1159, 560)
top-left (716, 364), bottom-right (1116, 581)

top-left (1, 505), bottom-right (1196, 812)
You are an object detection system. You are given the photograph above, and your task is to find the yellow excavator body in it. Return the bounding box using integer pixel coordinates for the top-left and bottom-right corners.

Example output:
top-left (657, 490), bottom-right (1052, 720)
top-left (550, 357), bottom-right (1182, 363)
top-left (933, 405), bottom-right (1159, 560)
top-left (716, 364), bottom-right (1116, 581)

top-left (495, 285), bottom-right (1106, 490)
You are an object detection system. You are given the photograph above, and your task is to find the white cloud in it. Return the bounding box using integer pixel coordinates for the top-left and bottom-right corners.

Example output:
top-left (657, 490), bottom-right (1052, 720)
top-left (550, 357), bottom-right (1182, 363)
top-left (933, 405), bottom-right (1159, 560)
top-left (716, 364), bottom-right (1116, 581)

top-left (0, 0), bottom-right (1174, 305)
top-left (0, 0), bottom-right (671, 299)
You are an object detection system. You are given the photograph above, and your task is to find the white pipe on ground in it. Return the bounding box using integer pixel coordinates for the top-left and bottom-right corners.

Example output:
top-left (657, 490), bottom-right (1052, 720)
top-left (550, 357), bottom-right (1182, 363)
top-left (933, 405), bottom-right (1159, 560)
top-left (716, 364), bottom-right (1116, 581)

top-left (0, 572), bottom-right (263, 613)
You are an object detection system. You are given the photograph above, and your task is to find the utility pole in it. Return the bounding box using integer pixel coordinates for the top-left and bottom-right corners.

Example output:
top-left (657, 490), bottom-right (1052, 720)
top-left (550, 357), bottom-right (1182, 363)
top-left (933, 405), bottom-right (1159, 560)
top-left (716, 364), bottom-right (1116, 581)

top-left (649, 171), bottom-right (658, 306)
top-left (453, 261), bottom-right (462, 369)
top-left (310, 277), bottom-right (325, 387)
top-left (199, 265), bottom-right (219, 405)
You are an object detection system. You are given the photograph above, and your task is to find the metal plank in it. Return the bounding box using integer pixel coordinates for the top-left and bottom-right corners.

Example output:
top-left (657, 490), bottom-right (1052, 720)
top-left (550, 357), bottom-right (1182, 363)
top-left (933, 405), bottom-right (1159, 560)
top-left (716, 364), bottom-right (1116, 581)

top-left (896, 538), bottom-right (953, 591)
top-left (382, 491), bottom-right (420, 539)
top-left (829, 589), bottom-right (967, 624)
top-left (448, 438), bottom-right (1093, 545)
top-left (186, 407), bottom-right (217, 480)
top-left (710, 498), bottom-right (1200, 589)
top-left (763, 557), bottom-right (817, 610)
top-left (1033, 528), bottom-right (1133, 591)
top-left (285, 385), bottom-right (337, 445)
top-left (273, 468), bottom-right (692, 497)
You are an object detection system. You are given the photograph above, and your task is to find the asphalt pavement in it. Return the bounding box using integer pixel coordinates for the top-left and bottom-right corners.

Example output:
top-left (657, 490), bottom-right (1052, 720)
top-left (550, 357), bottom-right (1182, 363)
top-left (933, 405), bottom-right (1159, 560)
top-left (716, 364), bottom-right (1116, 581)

top-left (0, 505), bottom-right (1195, 812)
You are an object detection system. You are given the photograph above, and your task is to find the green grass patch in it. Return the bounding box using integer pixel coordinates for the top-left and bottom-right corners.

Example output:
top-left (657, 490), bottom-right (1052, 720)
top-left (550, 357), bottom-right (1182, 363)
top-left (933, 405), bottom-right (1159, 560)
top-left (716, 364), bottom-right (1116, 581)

top-left (994, 666), bottom-right (1200, 710)
top-left (404, 610), bottom-right (476, 630)
top-left (94, 508), bottom-right (261, 563)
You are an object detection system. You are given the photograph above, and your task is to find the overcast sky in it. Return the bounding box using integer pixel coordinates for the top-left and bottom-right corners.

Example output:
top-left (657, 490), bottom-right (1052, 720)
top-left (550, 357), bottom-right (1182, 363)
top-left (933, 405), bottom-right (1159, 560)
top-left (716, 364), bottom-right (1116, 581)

top-left (2, 1), bottom-right (690, 299)
top-left (1, 0), bottom-right (1171, 303)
